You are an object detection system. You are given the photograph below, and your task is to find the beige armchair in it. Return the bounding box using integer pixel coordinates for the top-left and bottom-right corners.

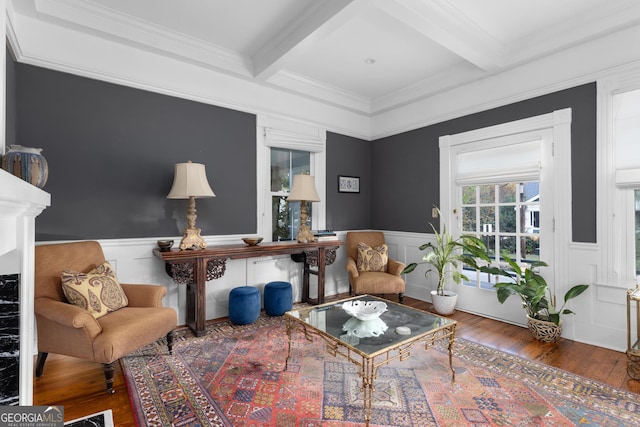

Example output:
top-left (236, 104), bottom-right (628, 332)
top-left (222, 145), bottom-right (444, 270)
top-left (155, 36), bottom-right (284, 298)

top-left (34, 241), bottom-right (177, 393)
top-left (345, 231), bottom-right (405, 303)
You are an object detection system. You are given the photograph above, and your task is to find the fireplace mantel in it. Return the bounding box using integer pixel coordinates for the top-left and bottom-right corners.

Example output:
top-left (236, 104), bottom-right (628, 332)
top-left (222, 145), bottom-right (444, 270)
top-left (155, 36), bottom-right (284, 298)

top-left (0, 168), bottom-right (50, 405)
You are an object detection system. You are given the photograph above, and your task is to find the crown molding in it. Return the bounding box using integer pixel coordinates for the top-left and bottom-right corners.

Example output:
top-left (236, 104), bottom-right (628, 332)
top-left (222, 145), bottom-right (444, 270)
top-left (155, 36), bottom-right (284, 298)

top-left (8, 1), bottom-right (640, 142)
top-left (33, 0), bottom-right (253, 78)
top-left (269, 70), bottom-right (371, 114)
top-left (371, 24), bottom-right (640, 140)
top-left (504, 0), bottom-right (640, 67)
top-left (14, 0), bottom-right (640, 121)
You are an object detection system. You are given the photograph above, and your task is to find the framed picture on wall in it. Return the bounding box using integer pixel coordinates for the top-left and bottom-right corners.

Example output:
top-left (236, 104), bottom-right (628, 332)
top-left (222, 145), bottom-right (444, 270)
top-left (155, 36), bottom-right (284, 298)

top-left (338, 175), bottom-right (360, 193)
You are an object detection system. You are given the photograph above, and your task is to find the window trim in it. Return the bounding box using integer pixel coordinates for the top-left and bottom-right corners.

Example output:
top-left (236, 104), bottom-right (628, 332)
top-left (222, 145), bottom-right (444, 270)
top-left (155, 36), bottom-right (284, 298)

top-left (598, 75), bottom-right (640, 287)
top-left (256, 115), bottom-right (326, 242)
top-left (440, 109), bottom-right (572, 300)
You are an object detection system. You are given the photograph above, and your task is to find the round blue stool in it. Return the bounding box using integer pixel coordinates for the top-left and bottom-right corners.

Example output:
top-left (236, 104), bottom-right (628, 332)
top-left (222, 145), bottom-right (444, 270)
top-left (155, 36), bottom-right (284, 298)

top-left (264, 281), bottom-right (293, 316)
top-left (228, 286), bottom-right (260, 325)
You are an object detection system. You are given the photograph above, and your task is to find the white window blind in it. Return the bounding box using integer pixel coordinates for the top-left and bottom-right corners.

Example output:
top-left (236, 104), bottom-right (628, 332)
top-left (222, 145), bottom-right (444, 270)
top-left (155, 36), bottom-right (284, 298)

top-left (455, 139), bottom-right (542, 185)
top-left (614, 89), bottom-right (640, 187)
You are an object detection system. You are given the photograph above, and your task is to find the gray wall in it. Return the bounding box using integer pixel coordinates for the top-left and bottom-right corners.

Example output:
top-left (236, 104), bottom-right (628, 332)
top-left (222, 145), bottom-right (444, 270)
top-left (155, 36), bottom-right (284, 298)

top-left (326, 132), bottom-right (371, 230)
top-left (12, 62), bottom-right (257, 241)
top-left (371, 83), bottom-right (597, 243)
top-left (5, 55), bottom-right (597, 244)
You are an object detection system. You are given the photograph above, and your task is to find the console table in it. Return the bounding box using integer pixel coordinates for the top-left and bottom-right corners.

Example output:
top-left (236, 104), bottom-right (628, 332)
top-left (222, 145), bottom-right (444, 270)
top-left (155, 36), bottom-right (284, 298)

top-left (153, 240), bottom-right (343, 336)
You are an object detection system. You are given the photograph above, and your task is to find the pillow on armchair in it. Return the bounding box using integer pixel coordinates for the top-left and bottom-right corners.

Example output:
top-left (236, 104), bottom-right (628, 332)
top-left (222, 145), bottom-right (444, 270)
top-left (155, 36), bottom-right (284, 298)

top-left (61, 261), bottom-right (129, 318)
top-left (356, 242), bottom-right (389, 272)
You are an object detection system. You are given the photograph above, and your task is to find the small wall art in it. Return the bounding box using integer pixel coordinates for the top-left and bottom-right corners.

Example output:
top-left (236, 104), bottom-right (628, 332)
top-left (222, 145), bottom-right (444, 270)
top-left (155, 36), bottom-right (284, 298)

top-left (338, 175), bottom-right (360, 193)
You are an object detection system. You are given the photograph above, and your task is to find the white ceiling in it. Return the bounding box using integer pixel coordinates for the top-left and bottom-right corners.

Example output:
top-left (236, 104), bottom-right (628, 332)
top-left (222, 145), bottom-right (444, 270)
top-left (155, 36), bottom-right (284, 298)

top-left (12, 0), bottom-right (640, 116)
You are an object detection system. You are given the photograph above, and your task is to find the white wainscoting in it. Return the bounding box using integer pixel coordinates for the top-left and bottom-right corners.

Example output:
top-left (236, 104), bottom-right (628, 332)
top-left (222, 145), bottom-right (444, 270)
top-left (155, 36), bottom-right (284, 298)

top-left (568, 242), bottom-right (630, 352)
top-left (385, 229), bottom-right (625, 352)
top-left (95, 233), bottom-right (349, 325)
top-left (58, 228), bottom-right (624, 352)
top-left (383, 230), bottom-right (437, 302)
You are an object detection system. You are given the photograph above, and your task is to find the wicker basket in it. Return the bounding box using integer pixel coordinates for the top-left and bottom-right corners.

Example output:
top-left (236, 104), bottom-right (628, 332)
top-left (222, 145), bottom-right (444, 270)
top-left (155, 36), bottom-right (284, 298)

top-left (527, 316), bottom-right (562, 343)
top-left (627, 351), bottom-right (640, 380)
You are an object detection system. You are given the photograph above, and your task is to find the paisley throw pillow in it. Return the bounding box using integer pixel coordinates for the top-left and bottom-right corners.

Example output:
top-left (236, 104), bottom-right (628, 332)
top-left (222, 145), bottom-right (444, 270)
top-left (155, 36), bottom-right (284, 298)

top-left (356, 242), bottom-right (388, 272)
top-left (61, 261), bottom-right (128, 318)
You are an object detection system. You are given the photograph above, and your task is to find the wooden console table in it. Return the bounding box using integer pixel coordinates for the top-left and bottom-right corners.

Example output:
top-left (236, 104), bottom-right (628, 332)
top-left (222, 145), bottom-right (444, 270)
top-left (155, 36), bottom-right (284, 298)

top-left (153, 240), bottom-right (343, 336)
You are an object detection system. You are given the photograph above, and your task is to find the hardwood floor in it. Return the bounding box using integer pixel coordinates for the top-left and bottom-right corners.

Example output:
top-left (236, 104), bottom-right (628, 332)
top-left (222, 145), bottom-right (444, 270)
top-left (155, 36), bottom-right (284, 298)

top-left (33, 295), bottom-right (640, 425)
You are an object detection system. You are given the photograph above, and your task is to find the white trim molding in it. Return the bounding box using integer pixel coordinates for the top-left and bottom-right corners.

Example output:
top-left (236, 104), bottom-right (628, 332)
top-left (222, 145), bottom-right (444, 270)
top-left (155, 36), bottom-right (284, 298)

top-left (439, 110), bottom-right (575, 331)
top-left (597, 66), bottom-right (640, 288)
top-left (256, 115), bottom-right (327, 241)
top-left (0, 169), bottom-right (50, 406)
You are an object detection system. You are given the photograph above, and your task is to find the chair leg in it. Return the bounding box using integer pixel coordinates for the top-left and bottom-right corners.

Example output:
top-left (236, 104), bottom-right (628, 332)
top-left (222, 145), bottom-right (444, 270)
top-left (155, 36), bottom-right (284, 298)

top-left (399, 293), bottom-right (404, 304)
top-left (35, 352), bottom-right (48, 377)
top-left (103, 363), bottom-right (115, 394)
top-left (167, 331), bottom-right (174, 355)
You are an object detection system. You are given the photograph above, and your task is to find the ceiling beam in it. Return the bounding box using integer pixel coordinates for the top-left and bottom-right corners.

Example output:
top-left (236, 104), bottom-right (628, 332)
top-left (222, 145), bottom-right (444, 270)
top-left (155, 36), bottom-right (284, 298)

top-left (375, 0), bottom-right (504, 72)
top-left (253, 0), bottom-right (370, 81)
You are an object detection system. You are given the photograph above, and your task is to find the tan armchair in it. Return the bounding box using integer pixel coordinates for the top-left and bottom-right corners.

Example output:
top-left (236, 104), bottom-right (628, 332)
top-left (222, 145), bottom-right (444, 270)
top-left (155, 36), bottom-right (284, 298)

top-left (34, 241), bottom-right (177, 393)
top-left (345, 231), bottom-right (405, 303)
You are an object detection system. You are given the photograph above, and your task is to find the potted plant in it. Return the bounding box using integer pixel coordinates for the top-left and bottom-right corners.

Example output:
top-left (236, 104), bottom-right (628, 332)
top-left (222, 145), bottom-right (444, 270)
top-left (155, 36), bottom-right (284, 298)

top-left (402, 213), bottom-right (490, 315)
top-left (481, 253), bottom-right (589, 342)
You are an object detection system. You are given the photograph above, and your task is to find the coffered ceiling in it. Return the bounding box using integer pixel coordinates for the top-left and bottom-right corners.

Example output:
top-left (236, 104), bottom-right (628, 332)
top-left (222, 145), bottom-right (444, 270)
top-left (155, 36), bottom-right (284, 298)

top-left (10, 0), bottom-right (640, 116)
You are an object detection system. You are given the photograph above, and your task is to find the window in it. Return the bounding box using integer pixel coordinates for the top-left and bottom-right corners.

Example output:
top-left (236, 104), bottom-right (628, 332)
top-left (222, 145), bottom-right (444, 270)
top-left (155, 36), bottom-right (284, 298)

top-left (439, 110), bottom-right (570, 324)
top-left (461, 182), bottom-right (541, 289)
top-left (270, 148), bottom-right (311, 241)
top-left (257, 116), bottom-right (326, 242)
top-left (612, 89), bottom-right (640, 282)
top-left (636, 189), bottom-right (640, 277)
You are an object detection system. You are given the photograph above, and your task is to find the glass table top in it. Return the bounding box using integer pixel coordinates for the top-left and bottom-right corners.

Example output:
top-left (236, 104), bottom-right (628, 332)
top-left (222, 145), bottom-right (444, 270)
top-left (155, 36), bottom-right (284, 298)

top-left (286, 295), bottom-right (456, 357)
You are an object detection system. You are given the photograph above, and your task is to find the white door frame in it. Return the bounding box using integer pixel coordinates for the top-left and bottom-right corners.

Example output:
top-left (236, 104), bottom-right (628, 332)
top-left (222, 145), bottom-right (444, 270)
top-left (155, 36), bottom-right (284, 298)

top-left (439, 109), bottom-right (573, 324)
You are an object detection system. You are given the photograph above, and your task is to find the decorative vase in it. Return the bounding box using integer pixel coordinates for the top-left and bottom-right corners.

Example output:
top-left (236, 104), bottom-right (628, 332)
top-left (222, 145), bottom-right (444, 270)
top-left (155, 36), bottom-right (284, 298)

top-left (1, 145), bottom-right (49, 188)
top-left (430, 290), bottom-right (457, 315)
top-left (527, 315), bottom-right (562, 342)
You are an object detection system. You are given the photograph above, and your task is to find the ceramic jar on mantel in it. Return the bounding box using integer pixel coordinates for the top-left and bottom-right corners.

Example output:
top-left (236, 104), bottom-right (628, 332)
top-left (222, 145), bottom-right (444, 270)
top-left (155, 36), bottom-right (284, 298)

top-left (1, 145), bottom-right (49, 188)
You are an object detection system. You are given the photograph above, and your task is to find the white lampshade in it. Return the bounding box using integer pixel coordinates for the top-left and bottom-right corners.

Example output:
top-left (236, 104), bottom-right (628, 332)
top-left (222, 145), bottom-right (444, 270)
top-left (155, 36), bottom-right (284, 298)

top-left (167, 161), bottom-right (215, 199)
top-left (287, 174), bottom-right (320, 202)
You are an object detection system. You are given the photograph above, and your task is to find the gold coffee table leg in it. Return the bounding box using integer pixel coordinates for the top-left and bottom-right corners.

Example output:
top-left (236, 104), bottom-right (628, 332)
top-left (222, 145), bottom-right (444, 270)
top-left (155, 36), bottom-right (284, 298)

top-left (448, 334), bottom-right (456, 383)
top-left (285, 317), bottom-right (293, 371)
top-left (361, 358), bottom-right (375, 426)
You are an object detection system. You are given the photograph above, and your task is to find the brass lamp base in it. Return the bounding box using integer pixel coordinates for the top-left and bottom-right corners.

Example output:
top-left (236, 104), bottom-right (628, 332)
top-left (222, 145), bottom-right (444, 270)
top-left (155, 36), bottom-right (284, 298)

top-left (296, 224), bottom-right (316, 243)
top-left (295, 199), bottom-right (316, 243)
top-left (178, 196), bottom-right (208, 250)
top-left (179, 227), bottom-right (207, 250)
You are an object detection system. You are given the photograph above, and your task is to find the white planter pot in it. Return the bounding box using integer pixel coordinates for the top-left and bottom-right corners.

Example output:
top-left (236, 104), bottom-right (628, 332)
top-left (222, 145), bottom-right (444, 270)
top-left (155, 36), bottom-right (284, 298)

top-left (430, 290), bottom-right (457, 315)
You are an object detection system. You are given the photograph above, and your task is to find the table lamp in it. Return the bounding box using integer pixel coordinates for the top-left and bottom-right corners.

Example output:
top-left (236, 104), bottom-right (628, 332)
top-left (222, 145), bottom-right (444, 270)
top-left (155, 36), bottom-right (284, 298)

top-left (167, 161), bottom-right (215, 250)
top-left (287, 173), bottom-right (320, 243)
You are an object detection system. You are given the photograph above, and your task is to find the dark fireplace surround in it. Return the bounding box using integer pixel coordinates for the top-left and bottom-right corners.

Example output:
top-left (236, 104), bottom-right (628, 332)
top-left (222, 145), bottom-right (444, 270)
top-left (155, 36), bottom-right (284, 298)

top-left (0, 273), bottom-right (20, 405)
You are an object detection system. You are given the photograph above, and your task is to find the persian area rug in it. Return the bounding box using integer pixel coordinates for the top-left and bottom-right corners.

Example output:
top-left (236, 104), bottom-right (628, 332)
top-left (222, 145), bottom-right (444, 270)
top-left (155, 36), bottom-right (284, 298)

top-left (122, 315), bottom-right (639, 426)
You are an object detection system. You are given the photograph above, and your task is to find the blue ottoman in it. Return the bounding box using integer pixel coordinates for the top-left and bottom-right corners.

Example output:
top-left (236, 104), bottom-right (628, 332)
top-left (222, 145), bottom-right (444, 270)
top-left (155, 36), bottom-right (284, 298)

top-left (228, 286), bottom-right (260, 325)
top-left (264, 281), bottom-right (293, 316)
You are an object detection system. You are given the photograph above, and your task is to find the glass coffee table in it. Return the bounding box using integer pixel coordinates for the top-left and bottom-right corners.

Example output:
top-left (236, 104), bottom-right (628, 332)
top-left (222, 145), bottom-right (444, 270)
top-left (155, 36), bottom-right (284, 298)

top-left (284, 294), bottom-right (457, 426)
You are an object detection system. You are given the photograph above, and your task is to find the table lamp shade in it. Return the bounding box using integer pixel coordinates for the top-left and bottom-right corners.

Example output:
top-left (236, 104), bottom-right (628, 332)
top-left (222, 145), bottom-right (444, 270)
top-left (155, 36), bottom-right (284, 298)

top-left (167, 161), bottom-right (214, 250)
top-left (167, 162), bottom-right (215, 199)
top-left (287, 174), bottom-right (320, 243)
top-left (287, 174), bottom-right (320, 202)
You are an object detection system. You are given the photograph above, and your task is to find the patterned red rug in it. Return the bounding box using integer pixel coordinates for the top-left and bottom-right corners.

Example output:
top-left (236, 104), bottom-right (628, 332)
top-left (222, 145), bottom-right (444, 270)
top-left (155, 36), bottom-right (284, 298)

top-left (122, 314), bottom-right (638, 426)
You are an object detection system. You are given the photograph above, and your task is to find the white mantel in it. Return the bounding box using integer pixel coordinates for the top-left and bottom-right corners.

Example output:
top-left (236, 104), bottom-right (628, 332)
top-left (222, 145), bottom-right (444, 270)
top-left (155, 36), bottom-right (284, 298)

top-left (0, 168), bottom-right (50, 405)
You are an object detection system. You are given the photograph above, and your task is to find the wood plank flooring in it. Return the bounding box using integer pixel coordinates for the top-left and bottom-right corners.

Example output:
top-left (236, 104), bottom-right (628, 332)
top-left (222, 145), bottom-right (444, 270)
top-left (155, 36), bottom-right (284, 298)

top-left (33, 295), bottom-right (640, 425)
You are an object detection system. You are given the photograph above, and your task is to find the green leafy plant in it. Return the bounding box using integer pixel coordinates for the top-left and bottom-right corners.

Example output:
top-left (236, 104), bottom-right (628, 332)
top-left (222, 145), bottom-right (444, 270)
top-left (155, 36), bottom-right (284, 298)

top-left (402, 212), bottom-right (491, 296)
top-left (481, 253), bottom-right (589, 325)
